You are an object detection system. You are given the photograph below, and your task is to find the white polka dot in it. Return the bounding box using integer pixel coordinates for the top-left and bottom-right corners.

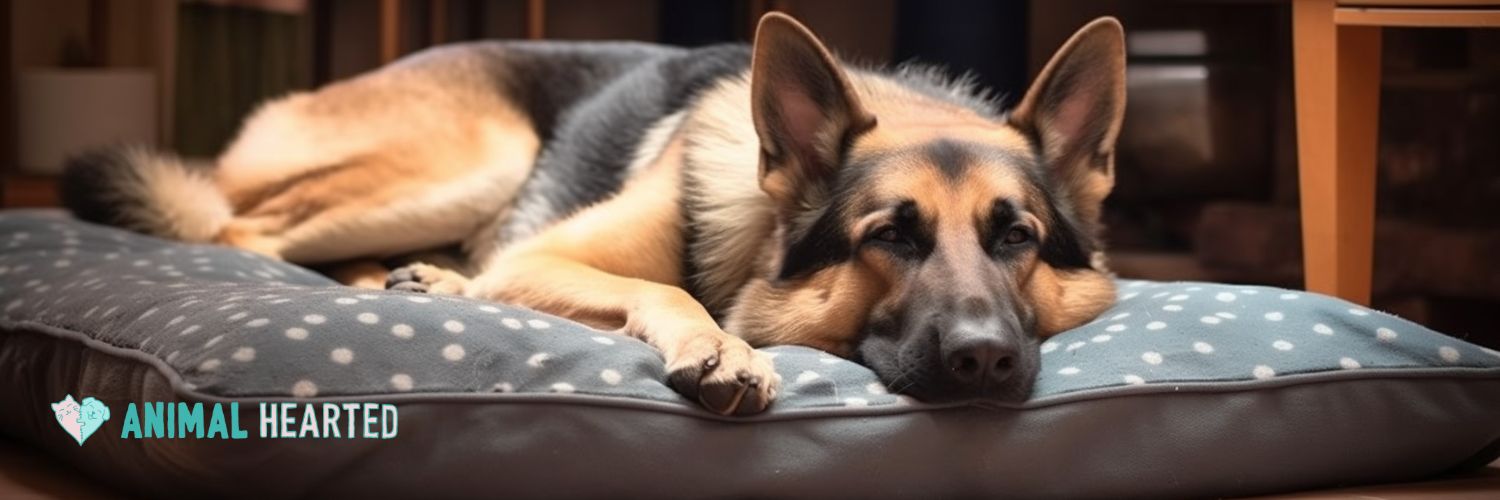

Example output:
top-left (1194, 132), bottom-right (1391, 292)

top-left (1120, 292), bottom-right (1139, 300)
top-left (1058, 366), bottom-right (1081, 375)
top-left (303, 314), bottom-right (326, 324)
top-left (866, 382), bottom-right (888, 394)
top-left (1040, 341), bottom-right (1058, 353)
top-left (1142, 351), bottom-right (1163, 365)
top-left (168, 316), bottom-right (185, 326)
top-left (600, 369), bottom-right (622, 385)
top-left (843, 397), bottom-right (869, 407)
top-left (1314, 323), bottom-right (1334, 335)
top-left (1193, 341), bottom-right (1215, 354)
top-left (245, 318), bottom-right (269, 328)
top-left (1215, 292), bottom-right (1236, 302)
top-left (1091, 334), bottom-right (1112, 343)
top-left (1215, 312), bottom-right (1236, 319)
top-left (391, 324), bottom-right (414, 338)
top-left (1110, 312), bottom-right (1131, 321)
top-left (1264, 312), bottom-right (1284, 321)
top-left (1105, 323), bottom-right (1126, 332)
top-left (479, 305), bottom-right (501, 313)
top-left (492, 382), bottom-right (514, 393)
top-left (1163, 305), bottom-right (1183, 312)
top-left (592, 336), bottom-right (616, 345)
top-left (357, 312), bottom-right (379, 324)
top-left (1439, 346), bottom-right (1461, 363)
top-left (1200, 316), bottom-right (1222, 325)
top-left (1066, 341), bottom-right (1087, 352)
top-left (443, 320), bottom-right (465, 333)
top-left (357, 294), bottom-right (379, 300)
top-left (198, 359), bottom-right (221, 371)
top-left (231, 347), bottom-right (255, 362)
top-left (1376, 327), bottom-right (1398, 342)
top-left (292, 380), bottom-right (318, 397)
top-left (391, 374), bottom-right (414, 391)
top-left (1339, 357), bottom-right (1362, 369)
top-left (1186, 286), bottom-right (1203, 292)
top-left (285, 327), bottom-right (309, 340)
top-left (526, 352), bottom-right (551, 367)
top-left (526, 319), bottom-right (551, 329)
top-left (501, 318), bottom-right (524, 330)
top-left (1123, 374), bottom-right (1145, 385)
top-left (331, 347), bottom-right (354, 365)
top-left (1168, 294), bottom-right (1189, 301)
top-left (1146, 321), bottom-right (1167, 330)
top-left (1273, 340), bottom-right (1294, 351)
top-left (442, 344), bottom-right (466, 361)
top-left (1280, 293), bottom-right (1299, 300)
top-left (1348, 308), bottom-right (1370, 316)
top-left (796, 371), bottom-right (820, 384)
top-left (181, 325), bottom-right (201, 335)
top-left (1239, 289), bottom-right (1259, 295)
top-left (1151, 292), bottom-right (1169, 299)
top-left (227, 311), bottom-right (248, 322)
top-left (406, 296), bottom-right (432, 304)
top-left (551, 383), bottom-right (576, 393)
top-left (1252, 365), bottom-right (1276, 379)
top-left (335, 297), bottom-right (359, 305)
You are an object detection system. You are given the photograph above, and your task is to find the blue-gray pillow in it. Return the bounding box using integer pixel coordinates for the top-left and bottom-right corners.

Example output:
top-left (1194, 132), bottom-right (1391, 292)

top-left (1, 211), bottom-right (1497, 498)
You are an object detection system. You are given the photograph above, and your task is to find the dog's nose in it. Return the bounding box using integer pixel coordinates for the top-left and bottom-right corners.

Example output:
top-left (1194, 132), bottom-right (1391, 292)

top-left (941, 321), bottom-right (1018, 386)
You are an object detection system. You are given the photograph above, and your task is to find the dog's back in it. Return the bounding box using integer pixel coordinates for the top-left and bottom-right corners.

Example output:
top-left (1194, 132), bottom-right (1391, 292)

top-left (61, 40), bottom-right (745, 266)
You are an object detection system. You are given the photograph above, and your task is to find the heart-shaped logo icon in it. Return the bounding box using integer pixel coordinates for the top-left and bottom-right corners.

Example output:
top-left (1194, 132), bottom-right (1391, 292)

top-left (51, 395), bottom-right (110, 446)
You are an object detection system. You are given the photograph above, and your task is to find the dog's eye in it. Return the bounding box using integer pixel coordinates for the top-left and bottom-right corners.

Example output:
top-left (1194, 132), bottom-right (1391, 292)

top-left (1003, 227), bottom-right (1030, 245)
top-left (874, 227), bottom-right (903, 243)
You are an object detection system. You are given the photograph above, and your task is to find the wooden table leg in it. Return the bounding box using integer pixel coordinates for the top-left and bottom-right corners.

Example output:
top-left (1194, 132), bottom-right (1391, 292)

top-left (1292, 0), bottom-right (1382, 305)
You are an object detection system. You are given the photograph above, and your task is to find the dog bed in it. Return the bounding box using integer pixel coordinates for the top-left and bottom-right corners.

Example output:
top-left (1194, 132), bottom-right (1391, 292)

top-left (1, 210), bottom-right (1498, 498)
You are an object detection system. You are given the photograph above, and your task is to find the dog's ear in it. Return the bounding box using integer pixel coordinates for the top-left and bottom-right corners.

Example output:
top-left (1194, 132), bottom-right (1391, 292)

top-left (751, 13), bottom-right (875, 209)
top-left (1009, 17), bottom-right (1126, 218)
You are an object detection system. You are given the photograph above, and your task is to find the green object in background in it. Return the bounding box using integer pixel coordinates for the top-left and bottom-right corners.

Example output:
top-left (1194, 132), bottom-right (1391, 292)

top-left (174, 3), bottom-right (308, 157)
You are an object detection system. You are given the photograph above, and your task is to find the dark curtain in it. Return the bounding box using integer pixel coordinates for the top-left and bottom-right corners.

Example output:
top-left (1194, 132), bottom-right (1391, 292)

top-left (174, 3), bottom-right (308, 157)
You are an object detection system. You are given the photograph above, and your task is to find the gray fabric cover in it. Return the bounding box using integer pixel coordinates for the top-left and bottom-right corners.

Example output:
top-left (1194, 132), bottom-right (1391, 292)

top-left (2, 211), bottom-right (1498, 498)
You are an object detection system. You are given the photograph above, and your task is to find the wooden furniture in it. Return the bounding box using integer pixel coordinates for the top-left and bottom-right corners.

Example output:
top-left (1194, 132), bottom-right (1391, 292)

top-left (1291, 0), bottom-right (1500, 306)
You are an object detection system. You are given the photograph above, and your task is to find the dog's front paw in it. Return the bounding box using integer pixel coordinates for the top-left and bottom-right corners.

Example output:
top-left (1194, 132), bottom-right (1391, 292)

top-left (385, 262), bottom-right (469, 295)
top-left (665, 335), bottom-right (780, 416)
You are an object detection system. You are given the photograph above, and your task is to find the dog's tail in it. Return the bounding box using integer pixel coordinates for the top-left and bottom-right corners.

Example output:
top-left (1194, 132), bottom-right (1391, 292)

top-left (60, 146), bottom-right (232, 242)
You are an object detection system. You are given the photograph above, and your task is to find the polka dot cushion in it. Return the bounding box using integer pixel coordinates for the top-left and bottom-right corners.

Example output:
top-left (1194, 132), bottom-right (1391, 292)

top-left (2, 210), bottom-right (1498, 498)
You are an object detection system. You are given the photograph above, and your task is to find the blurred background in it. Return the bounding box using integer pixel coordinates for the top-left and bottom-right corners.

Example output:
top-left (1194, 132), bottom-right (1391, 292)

top-left (1, 0), bottom-right (1497, 343)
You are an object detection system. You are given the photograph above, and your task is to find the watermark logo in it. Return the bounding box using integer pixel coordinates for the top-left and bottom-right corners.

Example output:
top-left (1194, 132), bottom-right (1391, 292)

top-left (47, 394), bottom-right (398, 444)
top-left (51, 395), bottom-right (111, 446)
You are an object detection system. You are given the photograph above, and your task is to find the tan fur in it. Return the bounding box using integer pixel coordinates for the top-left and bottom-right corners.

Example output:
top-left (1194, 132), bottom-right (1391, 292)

top-left (164, 14), bottom-right (1125, 413)
top-left (419, 132), bottom-right (780, 416)
top-left (324, 260), bottom-right (392, 290)
top-left (209, 50), bottom-right (541, 264)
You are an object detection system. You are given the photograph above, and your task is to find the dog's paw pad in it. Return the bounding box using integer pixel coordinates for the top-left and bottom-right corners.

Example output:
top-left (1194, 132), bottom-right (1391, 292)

top-left (667, 340), bottom-right (779, 416)
top-left (385, 266), bottom-right (428, 292)
top-left (385, 263), bottom-right (467, 295)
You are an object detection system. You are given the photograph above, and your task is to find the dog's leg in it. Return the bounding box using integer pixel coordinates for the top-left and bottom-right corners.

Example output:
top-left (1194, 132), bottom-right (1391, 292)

top-left (324, 259), bottom-right (391, 289)
top-left (502, 256), bottom-right (777, 416)
top-left (389, 254), bottom-right (779, 415)
top-left (389, 132), bottom-right (780, 414)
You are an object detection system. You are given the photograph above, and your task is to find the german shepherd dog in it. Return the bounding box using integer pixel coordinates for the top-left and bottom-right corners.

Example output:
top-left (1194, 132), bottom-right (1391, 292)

top-left (62, 14), bottom-right (1125, 415)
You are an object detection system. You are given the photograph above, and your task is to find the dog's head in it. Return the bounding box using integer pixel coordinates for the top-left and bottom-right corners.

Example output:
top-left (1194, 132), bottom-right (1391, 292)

top-left (727, 14), bottom-right (1125, 402)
